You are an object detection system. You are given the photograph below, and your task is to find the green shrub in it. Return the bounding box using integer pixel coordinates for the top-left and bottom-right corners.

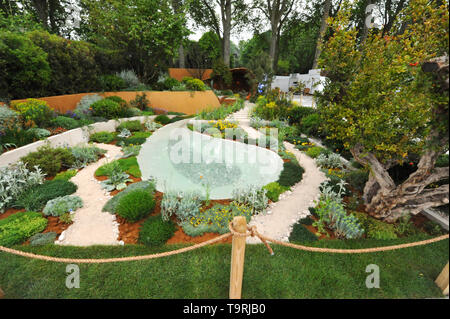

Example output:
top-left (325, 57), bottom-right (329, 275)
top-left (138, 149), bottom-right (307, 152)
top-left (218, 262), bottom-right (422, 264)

top-left (99, 75), bottom-right (127, 91)
top-left (21, 145), bottom-right (75, 176)
top-left (186, 203), bottom-right (253, 234)
top-left (27, 30), bottom-right (100, 96)
top-left (43, 195), bottom-right (83, 217)
top-left (117, 120), bottom-right (142, 132)
top-left (164, 77), bottom-right (180, 90)
top-left (131, 131), bottom-right (151, 139)
top-left (53, 169), bottom-right (77, 181)
top-left (305, 146), bottom-right (326, 158)
top-left (287, 106), bottom-right (316, 125)
top-left (299, 216), bottom-right (315, 226)
top-left (122, 137), bottom-right (146, 146)
top-left (0, 211), bottom-right (48, 247)
top-left (15, 180), bottom-right (78, 211)
top-left (182, 77), bottom-right (206, 91)
top-left (139, 215), bottom-right (176, 246)
top-left (26, 128), bottom-right (51, 140)
top-left (0, 32), bottom-right (51, 99)
top-left (277, 162), bottom-right (305, 187)
top-left (70, 144), bottom-right (106, 169)
top-left (51, 116), bottom-right (79, 129)
top-left (116, 189), bottom-right (155, 222)
top-left (102, 181), bottom-right (155, 213)
top-left (90, 131), bottom-right (116, 143)
top-left (154, 114), bottom-right (171, 125)
top-left (0, 127), bottom-right (37, 150)
top-left (0, 161), bottom-right (45, 213)
top-left (12, 99), bottom-right (55, 128)
top-left (129, 93), bottom-right (150, 110)
top-left (29, 232), bottom-right (57, 246)
top-left (90, 99), bottom-right (121, 119)
top-left (96, 157), bottom-right (141, 178)
top-left (289, 222), bottom-right (318, 242)
top-left (345, 169), bottom-right (369, 192)
top-left (354, 212), bottom-right (397, 240)
top-left (263, 182), bottom-right (289, 202)
top-left (300, 113), bottom-right (321, 137)
top-left (436, 154), bottom-right (449, 168)
top-left (74, 94), bottom-right (103, 119)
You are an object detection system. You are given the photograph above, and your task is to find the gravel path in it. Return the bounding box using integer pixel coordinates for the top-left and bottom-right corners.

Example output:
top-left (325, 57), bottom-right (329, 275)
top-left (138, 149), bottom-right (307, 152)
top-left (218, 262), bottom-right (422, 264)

top-left (56, 143), bottom-right (123, 246)
top-left (229, 102), bottom-right (327, 243)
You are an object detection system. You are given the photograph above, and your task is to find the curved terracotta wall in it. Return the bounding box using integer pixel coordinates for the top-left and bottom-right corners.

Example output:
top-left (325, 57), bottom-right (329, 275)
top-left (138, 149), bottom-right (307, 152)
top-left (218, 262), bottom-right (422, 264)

top-left (11, 91), bottom-right (221, 115)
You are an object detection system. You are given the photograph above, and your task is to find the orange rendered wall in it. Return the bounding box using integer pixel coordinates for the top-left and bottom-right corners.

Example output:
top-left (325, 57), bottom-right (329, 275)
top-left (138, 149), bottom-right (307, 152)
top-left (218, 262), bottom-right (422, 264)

top-left (11, 91), bottom-right (221, 115)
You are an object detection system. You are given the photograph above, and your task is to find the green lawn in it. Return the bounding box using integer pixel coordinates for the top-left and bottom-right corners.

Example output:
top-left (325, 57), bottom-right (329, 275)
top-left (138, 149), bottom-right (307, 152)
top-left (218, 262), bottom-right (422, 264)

top-left (0, 235), bottom-right (447, 299)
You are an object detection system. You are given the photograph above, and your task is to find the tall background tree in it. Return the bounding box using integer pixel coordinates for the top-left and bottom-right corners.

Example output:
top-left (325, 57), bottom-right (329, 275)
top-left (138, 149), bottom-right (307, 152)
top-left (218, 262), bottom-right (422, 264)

top-left (81, 0), bottom-right (188, 83)
top-left (251, 0), bottom-right (304, 72)
top-left (317, 0), bottom-right (449, 222)
top-left (188, 0), bottom-right (248, 67)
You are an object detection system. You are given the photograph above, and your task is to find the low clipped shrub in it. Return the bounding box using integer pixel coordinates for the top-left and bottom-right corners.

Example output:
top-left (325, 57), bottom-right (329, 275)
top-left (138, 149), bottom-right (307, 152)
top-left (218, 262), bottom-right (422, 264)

top-left (0, 211), bottom-right (48, 247)
top-left (12, 99), bottom-right (54, 127)
top-left (186, 203), bottom-right (253, 235)
top-left (51, 116), bottom-right (79, 130)
top-left (354, 212), bottom-right (397, 240)
top-left (117, 120), bottom-right (142, 132)
top-left (15, 180), bottom-right (78, 211)
top-left (139, 215), bottom-right (176, 246)
top-left (182, 77), bottom-right (206, 91)
top-left (263, 182), bottom-right (289, 202)
top-left (29, 232), bottom-right (57, 246)
top-left (116, 189), bottom-right (155, 222)
top-left (53, 169), bottom-right (77, 181)
top-left (96, 157), bottom-right (141, 178)
top-left (20, 145), bottom-right (75, 176)
top-left (121, 137), bottom-right (146, 146)
top-left (90, 99), bottom-right (121, 119)
top-left (43, 195), bottom-right (83, 217)
top-left (70, 144), bottom-right (106, 169)
top-left (289, 222), bottom-right (318, 242)
top-left (163, 77), bottom-right (180, 90)
top-left (102, 181), bottom-right (155, 213)
top-left (305, 146), bottom-right (326, 158)
top-left (89, 131), bottom-right (116, 143)
top-left (131, 131), bottom-right (151, 139)
top-left (277, 162), bottom-right (305, 187)
top-left (154, 114), bottom-right (171, 125)
top-left (27, 128), bottom-right (51, 139)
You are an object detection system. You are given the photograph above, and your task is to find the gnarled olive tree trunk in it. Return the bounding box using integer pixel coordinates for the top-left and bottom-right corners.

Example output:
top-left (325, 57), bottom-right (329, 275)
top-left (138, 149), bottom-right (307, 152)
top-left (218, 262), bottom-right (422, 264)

top-left (351, 142), bottom-right (449, 223)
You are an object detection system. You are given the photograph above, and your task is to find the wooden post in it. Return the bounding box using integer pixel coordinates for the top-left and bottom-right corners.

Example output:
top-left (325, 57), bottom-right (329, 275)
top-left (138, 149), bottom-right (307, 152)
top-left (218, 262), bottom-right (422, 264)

top-left (435, 262), bottom-right (449, 295)
top-left (229, 216), bottom-right (247, 299)
top-left (0, 287), bottom-right (4, 298)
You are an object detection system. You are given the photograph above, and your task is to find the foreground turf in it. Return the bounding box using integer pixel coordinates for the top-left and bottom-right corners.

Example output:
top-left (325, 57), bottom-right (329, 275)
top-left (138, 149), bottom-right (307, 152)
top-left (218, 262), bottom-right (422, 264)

top-left (0, 235), bottom-right (447, 299)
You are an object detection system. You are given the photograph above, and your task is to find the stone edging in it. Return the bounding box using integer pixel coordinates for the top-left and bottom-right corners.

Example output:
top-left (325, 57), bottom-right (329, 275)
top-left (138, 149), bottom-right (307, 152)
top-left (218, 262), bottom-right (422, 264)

top-left (0, 115), bottom-right (175, 167)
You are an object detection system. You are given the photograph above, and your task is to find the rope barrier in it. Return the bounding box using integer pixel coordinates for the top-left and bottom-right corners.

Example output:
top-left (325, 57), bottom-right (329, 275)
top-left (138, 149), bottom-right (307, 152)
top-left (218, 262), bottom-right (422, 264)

top-left (0, 223), bottom-right (448, 263)
top-left (0, 233), bottom-right (232, 264)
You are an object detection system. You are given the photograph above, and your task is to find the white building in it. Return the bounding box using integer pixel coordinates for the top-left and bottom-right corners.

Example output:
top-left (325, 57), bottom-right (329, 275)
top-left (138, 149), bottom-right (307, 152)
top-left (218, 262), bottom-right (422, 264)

top-left (271, 69), bottom-right (327, 94)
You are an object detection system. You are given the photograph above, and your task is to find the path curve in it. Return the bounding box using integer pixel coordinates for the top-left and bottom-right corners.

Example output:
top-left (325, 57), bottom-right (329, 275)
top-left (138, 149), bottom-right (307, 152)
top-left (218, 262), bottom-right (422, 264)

top-left (56, 143), bottom-right (123, 246)
top-left (228, 102), bottom-right (327, 243)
